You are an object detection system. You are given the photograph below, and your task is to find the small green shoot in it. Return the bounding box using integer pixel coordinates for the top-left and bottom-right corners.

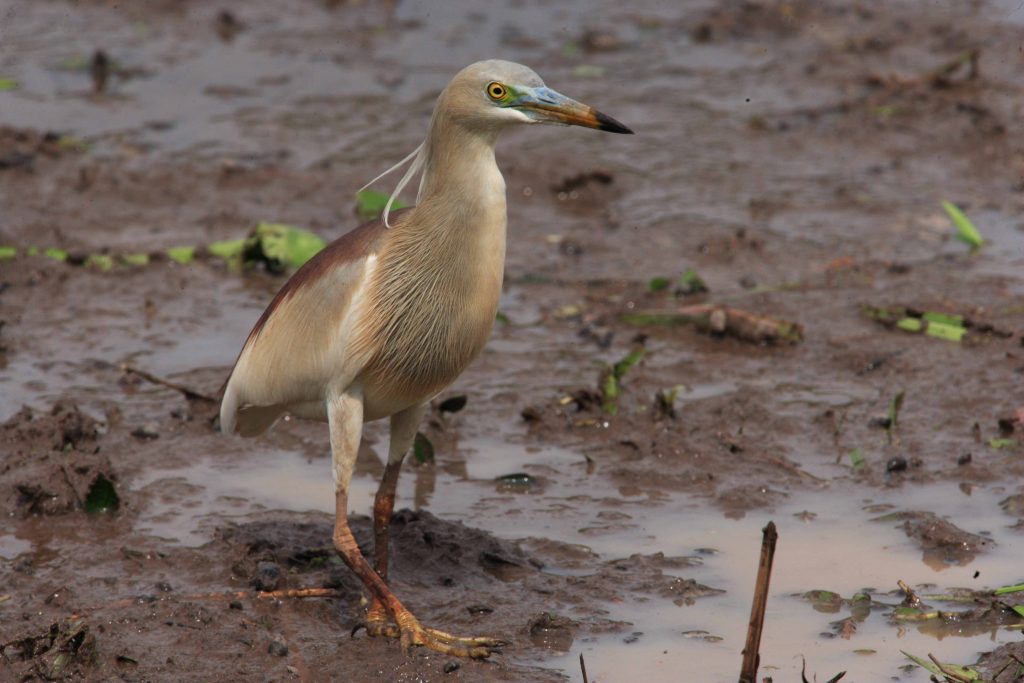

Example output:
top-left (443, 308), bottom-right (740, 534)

top-left (1013, 605), bottom-right (1024, 618)
top-left (495, 311), bottom-right (510, 325)
top-left (942, 200), bottom-right (984, 252)
top-left (677, 268), bottom-right (709, 295)
top-left (601, 347), bottom-right (646, 415)
top-left (43, 248), bottom-right (68, 262)
top-left (356, 190), bottom-right (407, 222)
top-left (648, 276), bottom-right (671, 292)
top-left (886, 390), bottom-right (904, 443)
top-left (848, 447), bottom-right (865, 470)
top-left (988, 438), bottom-right (1017, 450)
top-left (413, 432), bottom-right (434, 464)
top-left (84, 474), bottom-right (120, 514)
top-left (994, 583), bottom-right (1024, 596)
top-left (0, 246), bottom-right (17, 260)
top-left (0, 77), bottom-right (19, 91)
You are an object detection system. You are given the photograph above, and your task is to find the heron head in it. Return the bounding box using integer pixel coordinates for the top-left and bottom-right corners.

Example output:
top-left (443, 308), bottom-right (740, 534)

top-left (443, 59), bottom-right (633, 135)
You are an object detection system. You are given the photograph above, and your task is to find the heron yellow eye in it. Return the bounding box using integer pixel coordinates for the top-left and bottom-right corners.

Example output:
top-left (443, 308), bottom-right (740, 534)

top-left (486, 82), bottom-right (507, 100)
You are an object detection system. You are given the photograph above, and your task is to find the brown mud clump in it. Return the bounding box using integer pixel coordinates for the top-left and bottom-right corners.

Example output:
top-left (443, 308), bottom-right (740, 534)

top-left (1, 402), bottom-right (119, 518)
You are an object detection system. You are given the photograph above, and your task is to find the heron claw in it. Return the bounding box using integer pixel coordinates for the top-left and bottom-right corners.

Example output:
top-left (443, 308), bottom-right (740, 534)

top-left (395, 616), bottom-right (505, 658)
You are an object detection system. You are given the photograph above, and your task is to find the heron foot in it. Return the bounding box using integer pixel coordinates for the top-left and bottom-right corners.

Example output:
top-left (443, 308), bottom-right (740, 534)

top-left (362, 600), bottom-right (399, 639)
top-left (396, 612), bottom-right (506, 659)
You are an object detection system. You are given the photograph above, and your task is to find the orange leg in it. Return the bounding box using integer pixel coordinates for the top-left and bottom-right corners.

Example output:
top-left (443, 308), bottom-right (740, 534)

top-left (364, 459), bottom-right (403, 638)
top-left (328, 396), bottom-right (502, 658)
top-left (333, 489), bottom-right (503, 657)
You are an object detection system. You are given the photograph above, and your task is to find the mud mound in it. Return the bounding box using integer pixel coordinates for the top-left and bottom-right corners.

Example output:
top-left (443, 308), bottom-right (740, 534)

top-left (1, 402), bottom-right (118, 518)
top-left (219, 508), bottom-right (538, 595)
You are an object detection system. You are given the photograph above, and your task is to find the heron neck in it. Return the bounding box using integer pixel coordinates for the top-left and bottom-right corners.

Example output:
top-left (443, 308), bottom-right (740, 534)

top-left (417, 117), bottom-right (505, 215)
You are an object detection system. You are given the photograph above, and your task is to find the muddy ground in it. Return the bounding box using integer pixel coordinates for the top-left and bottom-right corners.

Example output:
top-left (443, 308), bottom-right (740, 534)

top-left (2, 0), bottom-right (1024, 681)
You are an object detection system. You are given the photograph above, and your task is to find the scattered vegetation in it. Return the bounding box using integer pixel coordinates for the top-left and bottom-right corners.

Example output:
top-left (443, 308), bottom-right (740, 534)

top-left (942, 200), bottom-right (984, 252)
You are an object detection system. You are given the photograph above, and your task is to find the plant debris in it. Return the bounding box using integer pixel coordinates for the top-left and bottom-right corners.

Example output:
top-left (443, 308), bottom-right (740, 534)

top-left (623, 305), bottom-right (803, 345)
top-left (942, 200), bottom-right (985, 252)
top-left (861, 306), bottom-right (1012, 342)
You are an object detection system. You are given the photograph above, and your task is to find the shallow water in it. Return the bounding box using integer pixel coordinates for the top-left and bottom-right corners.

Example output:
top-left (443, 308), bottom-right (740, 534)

top-left (129, 430), bottom-right (1024, 681)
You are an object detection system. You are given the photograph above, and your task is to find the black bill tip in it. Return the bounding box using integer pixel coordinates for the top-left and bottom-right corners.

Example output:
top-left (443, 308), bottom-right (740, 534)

top-left (595, 110), bottom-right (634, 134)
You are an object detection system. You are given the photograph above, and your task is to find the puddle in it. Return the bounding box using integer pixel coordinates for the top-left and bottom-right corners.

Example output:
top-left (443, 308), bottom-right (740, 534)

top-left (0, 534), bottom-right (32, 560)
top-left (128, 431), bottom-right (1024, 682)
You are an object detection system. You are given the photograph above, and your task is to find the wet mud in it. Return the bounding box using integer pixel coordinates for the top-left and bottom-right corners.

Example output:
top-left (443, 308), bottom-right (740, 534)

top-left (2, 0), bottom-right (1024, 681)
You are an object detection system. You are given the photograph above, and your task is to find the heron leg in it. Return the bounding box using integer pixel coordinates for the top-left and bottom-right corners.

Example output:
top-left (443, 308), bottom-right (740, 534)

top-left (328, 393), bottom-right (503, 658)
top-left (366, 404), bottom-right (425, 638)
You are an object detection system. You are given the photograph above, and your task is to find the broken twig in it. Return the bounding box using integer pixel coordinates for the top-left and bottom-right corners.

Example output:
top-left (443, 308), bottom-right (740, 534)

top-left (739, 521), bottom-right (778, 683)
top-left (623, 305), bottom-right (802, 345)
top-left (121, 364), bottom-right (218, 403)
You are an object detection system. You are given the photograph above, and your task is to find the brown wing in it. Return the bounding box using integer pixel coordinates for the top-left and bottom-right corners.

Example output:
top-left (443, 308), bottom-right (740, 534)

top-left (219, 209), bottom-right (411, 435)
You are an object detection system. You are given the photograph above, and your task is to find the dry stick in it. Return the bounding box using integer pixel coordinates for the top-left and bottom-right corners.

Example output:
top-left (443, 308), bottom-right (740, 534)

top-left (897, 579), bottom-right (921, 607)
top-left (739, 521), bottom-right (778, 683)
top-left (87, 587), bottom-right (341, 611)
top-left (579, 653), bottom-right (589, 683)
top-left (120, 363), bottom-right (218, 403)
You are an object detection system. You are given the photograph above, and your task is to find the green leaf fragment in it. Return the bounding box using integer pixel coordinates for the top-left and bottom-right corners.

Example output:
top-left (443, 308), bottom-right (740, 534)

top-left (896, 317), bottom-right (922, 332)
top-left (849, 447), bottom-right (865, 470)
top-left (0, 77), bottom-right (19, 91)
top-left (206, 238), bottom-right (246, 261)
top-left (43, 248), bottom-right (68, 262)
top-left (922, 311), bottom-right (964, 326)
top-left (254, 222), bottom-right (325, 269)
top-left (988, 438), bottom-right (1017, 450)
top-left (942, 200), bottom-right (984, 250)
top-left (495, 311), bottom-right (510, 325)
top-left (994, 583), bottom-right (1024, 595)
top-left (120, 253), bottom-right (149, 267)
top-left (356, 189), bottom-right (407, 222)
top-left (86, 254), bottom-right (114, 271)
top-left (413, 432), bottom-right (434, 464)
top-left (84, 474), bottom-right (120, 514)
top-left (648, 276), bottom-right (671, 292)
top-left (1013, 605), bottom-right (1024, 618)
top-left (166, 246), bottom-right (196, 264)
top-left (926, 321), bottom-right (966, 342)
top-left (0, 246), bottom-right (16, 260)
top-left (901, 650), bottom-right (980, 680)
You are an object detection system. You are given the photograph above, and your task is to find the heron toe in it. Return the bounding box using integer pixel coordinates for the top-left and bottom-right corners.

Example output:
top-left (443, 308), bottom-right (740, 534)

top-left (395, 613), bottom-right (506, 659)
top-left (362, 600), bottom-right (400, 639)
